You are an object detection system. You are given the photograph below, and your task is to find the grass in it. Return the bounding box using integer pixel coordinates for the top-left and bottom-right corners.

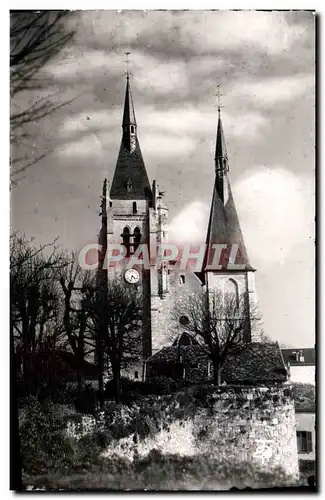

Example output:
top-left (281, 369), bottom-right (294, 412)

top-left (22, 452), bottom-right (298, 491)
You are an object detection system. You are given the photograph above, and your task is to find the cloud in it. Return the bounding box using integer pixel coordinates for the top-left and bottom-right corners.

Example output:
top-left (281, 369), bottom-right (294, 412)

top-left (228, 74), bottom-right (314, 106)
top-left (58, 133), bottom-right (108, 159)
top-left (140, 133), bottom-right (197, 158)
top-left (59, 105), bottom-right (268, 158)
top-left (46, 47), bottom-right (225, 98)
top-left (167, 201), bottom-right (210, 244)
top-left (233, 167), bottom-right (314, 264)
top-left (46, 48), bottom-right (124, 80)
top-left (72, 11), bottom-right (308, 56)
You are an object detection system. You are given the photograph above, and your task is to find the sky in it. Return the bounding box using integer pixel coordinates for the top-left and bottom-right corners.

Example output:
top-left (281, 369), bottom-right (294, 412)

top-left (11, 10), bottom-right (315, 347)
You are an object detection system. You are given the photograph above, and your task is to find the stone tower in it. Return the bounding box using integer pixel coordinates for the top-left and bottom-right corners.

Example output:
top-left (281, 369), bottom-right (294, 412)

top-left (202, 107), bottom-right (259, 342)
top-left (99, 73), bottom-right (169, 368)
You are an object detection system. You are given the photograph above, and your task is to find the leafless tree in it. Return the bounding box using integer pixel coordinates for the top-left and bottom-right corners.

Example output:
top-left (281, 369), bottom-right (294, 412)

top-left (174, 289), bottom-right (262, 385)
top-left (10, 11), bottom-right (75, 182)
top-left (58, 254), bottom-right (96, 392)
top-left (88, 278), bottom-right (142, 405)
top-left (10, 232), bottom-right (67, 389)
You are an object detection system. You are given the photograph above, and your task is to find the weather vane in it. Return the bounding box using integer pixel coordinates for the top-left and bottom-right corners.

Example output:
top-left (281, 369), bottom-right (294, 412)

top-left (214, 84), bottom-right (223, 113)
top-left (124, 51), bottom-right (132, 79)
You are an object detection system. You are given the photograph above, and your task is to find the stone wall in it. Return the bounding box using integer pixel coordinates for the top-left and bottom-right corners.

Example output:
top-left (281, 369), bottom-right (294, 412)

top-left (67, 385), bottom-right (299, 488)
top-left (151, 264), bottom-right (203, 352)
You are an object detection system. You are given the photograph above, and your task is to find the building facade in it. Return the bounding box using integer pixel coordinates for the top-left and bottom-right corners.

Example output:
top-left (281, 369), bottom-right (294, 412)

top-left (281, 348), bottom-right (315, 386)
top-left (98, 74), bottom-right (262, 373)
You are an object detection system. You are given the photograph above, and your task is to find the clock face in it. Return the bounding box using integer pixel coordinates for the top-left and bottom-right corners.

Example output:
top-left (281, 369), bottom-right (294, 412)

top-left (124, 268), bottom-right (140, 284)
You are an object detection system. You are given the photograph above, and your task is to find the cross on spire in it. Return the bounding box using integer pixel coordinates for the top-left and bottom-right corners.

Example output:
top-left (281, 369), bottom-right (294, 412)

top-left (124, 51), bottom-right (132, 79)
top-left (214, 84), bottom-right (223, 114)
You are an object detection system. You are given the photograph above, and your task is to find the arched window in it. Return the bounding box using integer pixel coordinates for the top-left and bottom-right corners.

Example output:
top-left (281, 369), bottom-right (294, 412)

top-left (179, 275), bottom-right (185, 285)
top-left (133, 227), bottom-right (141, 253)
top-left (133, 201), bottom-right (137, 214)
top-left (121, 227), bottom-right (131, 257)
top-left (224, 278), bottom-right (240, 309)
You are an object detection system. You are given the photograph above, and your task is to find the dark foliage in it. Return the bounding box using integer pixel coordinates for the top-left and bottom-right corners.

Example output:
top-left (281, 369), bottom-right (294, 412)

top-left (104, 376), bottom-right (194, 401)
top-left (19, 397), bottom-right (74, 474)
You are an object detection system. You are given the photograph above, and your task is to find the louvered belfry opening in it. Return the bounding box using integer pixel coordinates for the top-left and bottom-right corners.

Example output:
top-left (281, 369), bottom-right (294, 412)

top-left (121, 226), bottom-right (142, 256)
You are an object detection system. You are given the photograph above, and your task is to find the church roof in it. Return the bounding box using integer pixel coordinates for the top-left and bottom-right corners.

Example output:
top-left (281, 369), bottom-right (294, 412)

top-left (122, 75), bottom-right (137, 127)
top-left (110, 76), bottom-right (151, 200)
top-left (215, 110), bottom-right (228, 161)
top-left (203, 179), bottom-right (253, 271)
top-left (203, 111), bottom-right (253, 272)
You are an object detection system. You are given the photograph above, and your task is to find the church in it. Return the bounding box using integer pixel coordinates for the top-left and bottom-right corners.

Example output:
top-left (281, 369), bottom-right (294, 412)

top-left (97, 71), bottom-right (270, 382)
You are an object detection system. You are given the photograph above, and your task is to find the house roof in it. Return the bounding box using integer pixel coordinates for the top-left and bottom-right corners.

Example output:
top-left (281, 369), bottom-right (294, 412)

top-left (281, 348), bottom-right (315, 366)
top-left (19, 349), bottom-right (98, 380)
top-left (147, 342), bottom-right (288, 384)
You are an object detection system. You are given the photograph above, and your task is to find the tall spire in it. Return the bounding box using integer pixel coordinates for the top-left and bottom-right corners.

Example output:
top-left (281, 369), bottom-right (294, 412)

top-left (202, 94), bottom-right (252, 272)
top-left (215, 110), bottom-right (228, 164)
top-left (122, 53), bottom-right (137, 130)
top-left (214, 86), bottom-right (229, 185)
top-left (110, 58), bottom-right (151, 201)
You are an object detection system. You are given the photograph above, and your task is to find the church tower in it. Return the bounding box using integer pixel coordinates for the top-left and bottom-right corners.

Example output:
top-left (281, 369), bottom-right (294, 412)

top-left (99, 70), bottom-right (169, 370)
top-left (202, 105), bottom-right (259, 342)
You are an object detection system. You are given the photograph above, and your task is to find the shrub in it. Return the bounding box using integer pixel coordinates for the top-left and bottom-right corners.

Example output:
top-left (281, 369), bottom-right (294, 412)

top-left (19, 396), bottom-right (74, 474)
top-left (74, 388), bottom-right (97, 414)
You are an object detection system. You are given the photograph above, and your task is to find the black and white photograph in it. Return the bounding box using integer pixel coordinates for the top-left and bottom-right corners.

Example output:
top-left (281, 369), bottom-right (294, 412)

top-left (9, 8), bottom-right (316, 491)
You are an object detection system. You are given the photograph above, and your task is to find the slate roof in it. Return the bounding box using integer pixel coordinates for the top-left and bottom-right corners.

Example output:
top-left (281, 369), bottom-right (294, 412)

top-left (110, 76), bottom-right (151, 200)
top-left (203, 181), bottom-right (253, 271)
top-left (215, 111), bottom-right (228, 162)
top-left (202, 112), bottom-right (253, 272)
top-left (110, 137), bottom-right (151, 200)
top-left (281, 348), bottom-right (315, 366)
top-left (147, 342), bottom-right (288, 384)
top-left (17, 349), bottom-right (98, 380)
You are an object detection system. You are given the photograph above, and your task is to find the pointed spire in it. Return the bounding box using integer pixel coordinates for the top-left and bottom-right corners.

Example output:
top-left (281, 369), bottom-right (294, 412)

top-left (215, 109), bottom-right (228, 163)
top-left (202, 97), bottom-right (253, 272)
top-left (110, 67), bottom-right (151, 201)
top-left (122, 73), bottom-right (137, 128)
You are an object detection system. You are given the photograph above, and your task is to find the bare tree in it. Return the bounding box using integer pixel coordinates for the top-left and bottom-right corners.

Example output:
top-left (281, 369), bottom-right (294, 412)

top-left (10, 11), bottom-right (75, 182)
top-left (58, 254), bottom-right (96, 393)
top-left (175, 289), bottom-right (262, 385)
top-left (10, 232), bottom-right (66, 388)
top-left (88, 278), bottom-right (142, 405)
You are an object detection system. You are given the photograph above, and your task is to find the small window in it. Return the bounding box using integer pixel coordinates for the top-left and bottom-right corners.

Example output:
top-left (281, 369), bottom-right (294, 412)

top-left (179, 315), bottom-right (189, 326)
top-left (225, 278), bottom-right (240, 309)
top-left (130, 125), bottom-right (135, 134)
top-left (133, 201), bottom-right (137, 214)
top-left (109, 201), bottom-right (112, 207)
top-left (134, 370), bottom-right (139, 379)
top-left (297, 431), bottom-right (312, 453)
top-left (121, 227), bottom-right (131, 257)
top-left (179, 275), bottom-right (185, 285)
top-left (133, 227), bottom-right (141, 252)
